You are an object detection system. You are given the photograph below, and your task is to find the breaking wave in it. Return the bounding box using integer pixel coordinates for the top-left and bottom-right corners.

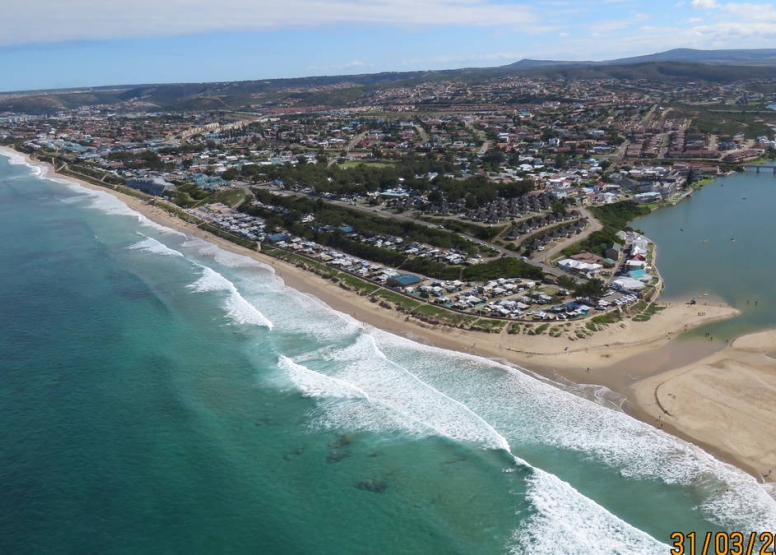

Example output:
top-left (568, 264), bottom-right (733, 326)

top-left (188, 265), bottom-right (273, 329)
top-left (127, 235), bottom-right (185, 258)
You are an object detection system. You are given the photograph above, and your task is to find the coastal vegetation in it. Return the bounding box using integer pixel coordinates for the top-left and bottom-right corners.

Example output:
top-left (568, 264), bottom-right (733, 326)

top-left (561, 201), bottom-right (650, 257)
top-left (246, 189), bottom-right (480, 250)
top-left (419, 217), bottom-right (507, 241)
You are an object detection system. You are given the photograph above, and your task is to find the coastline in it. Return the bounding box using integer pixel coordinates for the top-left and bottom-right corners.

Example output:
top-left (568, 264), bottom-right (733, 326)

top-left (3, 145), bottom-right (773, 485)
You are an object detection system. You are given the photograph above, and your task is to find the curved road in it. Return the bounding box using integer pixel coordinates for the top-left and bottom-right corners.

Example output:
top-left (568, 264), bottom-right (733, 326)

top-left (251, 183), bottom-right (596, 278)
top-left (530, 206), bottom-right (602, 264)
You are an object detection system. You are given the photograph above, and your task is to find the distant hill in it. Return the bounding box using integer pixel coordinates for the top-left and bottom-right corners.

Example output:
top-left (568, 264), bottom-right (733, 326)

top-left (501, 48), bottom-right (776, 70)
top-left (606, 48), bottom-right (776, 66)
top-left (2, 48), bottom-right (776, 114)
top-left (515, 61), bottom-right (776, 83)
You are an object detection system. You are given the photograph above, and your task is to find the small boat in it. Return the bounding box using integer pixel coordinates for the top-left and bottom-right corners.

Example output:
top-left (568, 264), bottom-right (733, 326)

top-left (731, 238), bottom-right (736, 242)
top-left (701, 239), bottom-right (708, 243)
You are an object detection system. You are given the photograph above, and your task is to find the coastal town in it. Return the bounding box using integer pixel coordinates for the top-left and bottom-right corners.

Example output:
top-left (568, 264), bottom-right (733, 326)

top-left (2, 72), bottom-right (776, 336)
top-left (5, 24), bottom-right (776, 549)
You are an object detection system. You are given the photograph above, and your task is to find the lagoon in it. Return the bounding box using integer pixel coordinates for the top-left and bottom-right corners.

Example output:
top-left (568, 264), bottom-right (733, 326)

top-left (636, 170), bottom-right (776, 340)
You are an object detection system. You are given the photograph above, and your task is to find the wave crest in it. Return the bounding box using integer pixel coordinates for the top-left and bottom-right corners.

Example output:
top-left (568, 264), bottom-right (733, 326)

top-left (127, 236), bottom-right (184, 258)
top-left (189, 266), bottom-right (273, 329)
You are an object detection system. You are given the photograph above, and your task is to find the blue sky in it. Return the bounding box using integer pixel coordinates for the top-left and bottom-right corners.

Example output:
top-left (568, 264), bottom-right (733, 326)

top-left (2, 0), bottom-right (776, 92)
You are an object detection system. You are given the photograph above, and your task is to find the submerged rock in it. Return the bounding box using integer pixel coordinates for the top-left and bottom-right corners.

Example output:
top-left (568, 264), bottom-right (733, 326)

top-left (355, 479), bottom-right (388, 494)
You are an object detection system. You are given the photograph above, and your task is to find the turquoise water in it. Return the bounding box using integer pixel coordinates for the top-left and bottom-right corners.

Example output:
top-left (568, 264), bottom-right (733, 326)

top-left (636, 170), bottom-right (776, 341)
top-left (1, 152), bottom-right (775, 554)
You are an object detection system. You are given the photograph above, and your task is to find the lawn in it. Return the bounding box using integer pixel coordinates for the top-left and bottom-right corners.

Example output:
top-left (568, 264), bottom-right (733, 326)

top-left (339, 161), bottom-right (396, 169)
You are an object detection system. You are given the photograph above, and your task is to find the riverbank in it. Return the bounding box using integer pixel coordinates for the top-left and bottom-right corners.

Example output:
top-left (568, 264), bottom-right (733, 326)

top-left (5, 145), bottom-right (771, 485)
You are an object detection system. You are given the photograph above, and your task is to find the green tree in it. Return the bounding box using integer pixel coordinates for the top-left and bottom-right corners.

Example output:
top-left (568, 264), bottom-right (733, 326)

top-left (573, 278), bottom-right (606, 299)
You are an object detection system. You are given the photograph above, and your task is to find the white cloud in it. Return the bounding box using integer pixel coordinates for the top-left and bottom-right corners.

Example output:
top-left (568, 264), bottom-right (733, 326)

top-left (720, 2), bottom-right (776, 21)
top-left (553, 14), bottom-right (776, 61)
top-left (0, 0), bottom-right (538, 47)
top-left (691, 0), bottom-right (718, 9)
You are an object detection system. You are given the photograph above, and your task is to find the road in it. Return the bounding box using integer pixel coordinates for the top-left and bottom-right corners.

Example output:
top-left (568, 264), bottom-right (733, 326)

top-left (328, 130), bottom-right (369, 166)
top-left (250, 184), bottom-right (583, 278)
top-left (464, 120), bottom-right (491, 156)
top-left (530, 206), bottom-right (602, 264)
top-left (414, 125), bottom-right (430, 144)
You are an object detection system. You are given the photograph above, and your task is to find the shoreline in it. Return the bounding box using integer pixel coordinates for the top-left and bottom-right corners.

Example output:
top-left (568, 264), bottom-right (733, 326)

top-left (3, 145), bottom-right (773, 484)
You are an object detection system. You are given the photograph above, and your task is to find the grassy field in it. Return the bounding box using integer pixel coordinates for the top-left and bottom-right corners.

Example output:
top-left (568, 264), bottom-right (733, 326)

top-left (338, 273), bottom-right (381, 295)
top-left (470, 319), bottom-right (507, 333)
top-left (339, 161), bottom-right (396, 169)
top-left (201, 188), bottom-right (250, 207)
top-left (631, 302), bottom-right (665, 322)
top-left (413, 304), bottom-right (479, 327)
top-left (371, 289), bottom-right (422, 311)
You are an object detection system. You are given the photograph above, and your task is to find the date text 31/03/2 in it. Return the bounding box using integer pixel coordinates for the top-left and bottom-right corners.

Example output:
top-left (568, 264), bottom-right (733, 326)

top-left (670, 532), bottom-right (775, 555)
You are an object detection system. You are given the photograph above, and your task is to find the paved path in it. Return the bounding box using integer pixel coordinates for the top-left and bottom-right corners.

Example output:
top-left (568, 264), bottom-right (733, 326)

top-left (530, 206), bottom-right (602, 263)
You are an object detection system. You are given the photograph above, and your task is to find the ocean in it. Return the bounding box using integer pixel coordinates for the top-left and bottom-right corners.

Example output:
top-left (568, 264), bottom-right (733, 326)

top-left (1, 152), bottom-right (774, 554)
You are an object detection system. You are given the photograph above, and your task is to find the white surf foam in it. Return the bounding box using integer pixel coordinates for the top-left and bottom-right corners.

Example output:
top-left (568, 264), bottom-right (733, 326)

top-left (369, 329), bottom-right (776, 531)
top-left (511, 468), bottom-right (667, 554)
top-left (114, 207), bottom-right (774, 533)
top-left (0, 148), bottom-right (47, 177)
top-left (183, 237), bottom-right (275, 271)
top-left (188, 266), bottom-right (273, 329)
top-left (127, 236), bottom-right (184, 258)
top-left (763, 482), bottom-right (776, 501)
top-left (277, 355), bottom-right (436, 436)
top-left (278, 355), bottom-right (369, 400)
top-left (314, 334), bottom-right (512, 449)
top-left (51, 178), bottom-right (186, 236)
top-left (0, 151), bottom-right (175, 234)
top-left (279, 345), bottom-right (672, 551)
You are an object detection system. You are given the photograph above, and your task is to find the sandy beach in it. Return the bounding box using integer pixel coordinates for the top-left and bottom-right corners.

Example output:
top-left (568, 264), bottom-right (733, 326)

top-left (6, 145), bottom-right (774, 483)
top-left (634, 330), bottom-right (776, 481)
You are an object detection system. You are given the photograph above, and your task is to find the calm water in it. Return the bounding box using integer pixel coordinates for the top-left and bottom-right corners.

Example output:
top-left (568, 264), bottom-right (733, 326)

top-left (636, 170), bottom-right (776, 341)
top-left (1, 152), bottom-right (775, 554)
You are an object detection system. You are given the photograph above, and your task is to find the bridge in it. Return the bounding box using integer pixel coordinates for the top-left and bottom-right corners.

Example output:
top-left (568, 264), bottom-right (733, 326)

top-left (741, 165), bottom-right (776, 174)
